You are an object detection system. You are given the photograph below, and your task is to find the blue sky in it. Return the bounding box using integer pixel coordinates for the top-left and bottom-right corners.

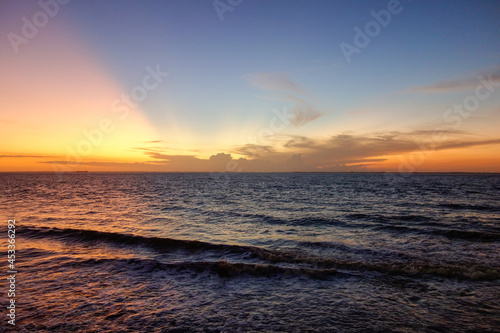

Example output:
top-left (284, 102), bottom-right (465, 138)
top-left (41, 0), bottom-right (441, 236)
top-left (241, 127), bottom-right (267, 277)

top-left (1, 0), bottom-right (499, 171)
top-left (70, 0), bottom-right (500, 132)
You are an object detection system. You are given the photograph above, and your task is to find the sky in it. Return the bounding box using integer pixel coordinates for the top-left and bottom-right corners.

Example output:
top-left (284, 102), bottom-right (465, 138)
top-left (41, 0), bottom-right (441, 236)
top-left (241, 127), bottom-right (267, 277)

top-left (1, 0), bottom-right (499, 172)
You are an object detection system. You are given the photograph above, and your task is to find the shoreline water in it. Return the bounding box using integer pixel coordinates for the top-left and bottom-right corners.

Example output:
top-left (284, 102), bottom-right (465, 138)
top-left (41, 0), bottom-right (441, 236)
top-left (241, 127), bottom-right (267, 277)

top-left (2, 173), bottom-right (499, 332)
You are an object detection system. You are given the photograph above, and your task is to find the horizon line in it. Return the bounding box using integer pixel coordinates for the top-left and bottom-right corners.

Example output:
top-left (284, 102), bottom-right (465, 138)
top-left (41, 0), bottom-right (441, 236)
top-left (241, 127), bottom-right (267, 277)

top-left (1, 171), bottom-right (499, 174)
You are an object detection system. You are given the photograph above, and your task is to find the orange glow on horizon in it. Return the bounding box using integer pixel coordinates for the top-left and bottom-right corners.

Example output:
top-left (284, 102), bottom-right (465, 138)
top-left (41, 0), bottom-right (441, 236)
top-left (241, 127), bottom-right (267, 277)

top-left (371, 146), bottom-right (500, 173)
top-left (0, 21), bottom-right (162, 172)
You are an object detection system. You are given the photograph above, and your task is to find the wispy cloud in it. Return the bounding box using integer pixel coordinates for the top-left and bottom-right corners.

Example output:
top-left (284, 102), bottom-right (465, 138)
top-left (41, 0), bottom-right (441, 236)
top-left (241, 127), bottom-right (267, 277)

top-left (231, 130), bottom-right (500, 171)
top-left (130, 145), bottom-right (199, 154)
top-left (286, 95), bottom-right (323, 127)
top-left (434, 138), bottom-right (500, 150)
top-left (0, 154), bottom-right (57, 158)
top-left (245, 72), bottom-right (309, 96)
top-left (403, 129), bottom-right (469, 137)
top-left (245, 72), bottom-right (323, 127)
top-left (409, 67), bottom-right (500, 93)
top-left (130, 147), bottom-right (167, 152)
top-left (43, 131), bottom-right (500, 172)
top-left (283, 135), bottom-right (318, 149)
top-left (231, 144), bottom-right (275, 158)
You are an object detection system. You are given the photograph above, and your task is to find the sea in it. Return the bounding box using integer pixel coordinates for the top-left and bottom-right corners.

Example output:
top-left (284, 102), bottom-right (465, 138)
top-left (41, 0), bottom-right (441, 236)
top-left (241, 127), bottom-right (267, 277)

top-left (1, 172), bottom-right (499, 332)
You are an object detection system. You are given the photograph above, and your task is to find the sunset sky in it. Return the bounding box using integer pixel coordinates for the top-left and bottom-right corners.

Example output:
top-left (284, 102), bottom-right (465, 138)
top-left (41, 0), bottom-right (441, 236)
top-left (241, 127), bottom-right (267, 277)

top-left (1, 0), bottom-right (499, 172)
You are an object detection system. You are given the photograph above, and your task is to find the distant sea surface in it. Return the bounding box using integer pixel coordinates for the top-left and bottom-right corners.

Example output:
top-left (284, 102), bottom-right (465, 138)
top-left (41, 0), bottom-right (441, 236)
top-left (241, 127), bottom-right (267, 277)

top-left (1, 173), bottom-right (499, 332)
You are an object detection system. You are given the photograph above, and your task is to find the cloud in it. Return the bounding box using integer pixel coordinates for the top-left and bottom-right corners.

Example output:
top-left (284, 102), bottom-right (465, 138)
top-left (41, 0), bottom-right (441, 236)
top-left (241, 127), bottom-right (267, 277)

top-left (286, 95), bottom-right (323, 127)
top-left (403, 129), bottom-right (469, 137)
top-left (145, 152), bottom-right (201, 162)
top-left (294, 133), bottom-right (500, 163)
top-left (283, 135), bottom-right (318, 149)
top-left (245, 72), bottom-right (323, 127)
top-left (433, 138), bottom-right (500, 150)
top-left (43, 131), bottom-right (500, 173)
top-left (409, 67), bottom-right (500, 93)
top-left (225, 133), bottom-right (418, 171)
top-left (42, 161), bottom-right (154, 167)
top-left (245, 72), bottom-right (309, 96)
top-left (0, 154), bottom-right (57, 158)
top-left (231, 144), bottom-right (275, 158)
top-left (302, 134), bottom-right (416, 164)
top-left (130, 145), bottom-right (200, 154)
top-left (230, 130), bottom-right (500, 171)
top-left (131, 147), bottom-right (167, 152)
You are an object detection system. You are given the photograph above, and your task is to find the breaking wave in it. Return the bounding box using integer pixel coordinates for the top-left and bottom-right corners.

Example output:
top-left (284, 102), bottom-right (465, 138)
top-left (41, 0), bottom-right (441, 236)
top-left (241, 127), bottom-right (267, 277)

top-left (19, 226), bottom-right (500, 281)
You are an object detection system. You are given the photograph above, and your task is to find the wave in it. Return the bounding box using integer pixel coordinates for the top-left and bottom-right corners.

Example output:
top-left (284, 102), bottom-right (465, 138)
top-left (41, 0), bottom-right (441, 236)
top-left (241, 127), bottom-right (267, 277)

top-left (226, 212), bottom-right (351, 228)
top-left (298, 240), bottom-right (416, 261)
top-left (205, 211), bottom-right (499, 243)
top-left (19, 226), bottom-right (500, 281)
top-left (346, 213), bottom-right (432, 223)
top-left (61, 254), bottom-right (500, 282)
top-left (437, 229), bottom-right (500, 242)
top-left (345, 213), bottom-right (500, 241)
top-left (439, 203), bottom-right (500, 212)
top-left (19, 225), bottom-right (263, 256)
top-left (72, 257), bottom-right (340, 279)
top-left (373, 224), bottom-right (500, 242)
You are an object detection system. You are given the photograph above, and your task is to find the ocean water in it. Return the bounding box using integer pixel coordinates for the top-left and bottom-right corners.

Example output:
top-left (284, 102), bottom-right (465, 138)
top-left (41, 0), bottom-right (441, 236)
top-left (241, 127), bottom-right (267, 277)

top-left (1, 172), bottom-right (499, 332)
